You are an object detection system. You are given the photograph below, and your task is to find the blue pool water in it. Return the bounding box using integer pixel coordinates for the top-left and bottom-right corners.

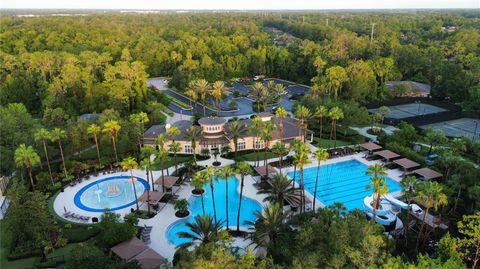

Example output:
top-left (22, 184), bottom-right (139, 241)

top-left (74, 176), bottom-right (149, 212)
top-left (166, 177), bottom-right (262, 246)
top-left (287, 160), bottom-right (402, 210)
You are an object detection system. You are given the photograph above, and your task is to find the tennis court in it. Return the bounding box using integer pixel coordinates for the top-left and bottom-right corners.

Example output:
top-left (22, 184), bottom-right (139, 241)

top-left (420, 118), bottom-right (480, 142)
top-left (369, 103), bottom-right (447, 119)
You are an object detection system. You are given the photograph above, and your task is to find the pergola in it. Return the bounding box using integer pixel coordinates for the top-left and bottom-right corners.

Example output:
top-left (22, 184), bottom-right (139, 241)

top-left (111, 237), bottom-right (166, 269)
top-left (132, 248), bottom-right (166, 269)
top-left (137, 191), bottom-right (165, 205)
top-left (373, 150), bottom-right (400, 162)
top-left (254, 165), bottom-right (278, 178)
top-left (153, 176), bottom-right (179, 189)
top-left (359, 142), bottom-right (383, 152)
top-left (393, 158), bottom-right (420, 174)
top-left (413, 168), bottom-right (443, 180)
top-left (111, 237), bottom-right (148, 260)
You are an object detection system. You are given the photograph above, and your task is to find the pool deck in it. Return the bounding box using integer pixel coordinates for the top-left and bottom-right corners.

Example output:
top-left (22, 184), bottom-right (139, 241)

top-left (53, 150), bottom-right (404, 263)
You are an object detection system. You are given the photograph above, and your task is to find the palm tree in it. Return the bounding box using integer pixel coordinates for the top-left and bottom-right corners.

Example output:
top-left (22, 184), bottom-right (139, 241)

top-left (156, 149), bottom-right (170, 192)
top-left (210, 81), bottom-right (228, 110)
top-left (195, 79), bottom-right (210, 116)
top-left (192, 171), bottom-right (209, 215)
top-left (415, 181), bottom-right (448, 251)
top-left (250, 82), bottom-right (266, 112)
top-left (34, 128), bottom-right (53, 184)
top-left (50, 128), bottom-right (68, 179)
top-left (295, 105), bottom-right (311, 142)
top-left (139, 158), bottom-right (152, 215)
top-left (260, 121), bottom-right (274, 176)
top-left (185, 80), bottom-right (198, 109)
top-left (87, 124), bottom-right (102, 163)
top-left (246, 203), bottom-right (285, 248)
top-left (293, 144), bottom-right (311, 212)
top-left (314, 106), bottom-right (328, 145)
top-left (249, 117), bottom-right (263, 167)
top-left (271, 142), bottom-right (287, 174)
top-left (228, 120), bottom-right (246, 163)
top-left (275, 106), bottom-right (288, 172)
top-left (141, 146), bottom-right (156, 191)
top-left (400, 176), bottom-right (417, 239)
top-left (236, 162), bottom-right (253, 232)
top-left (129, 112), bottom-right (149, 149)
top-left (365, 163), bottom-right (389, 222)
top-left (313, 148), bottom-right (328, 210)
top-left (185, 126), bottom-right (201, 166)
top-left (205, 166), bottom-right (217, 222)
top-left (377, 106), bottom-right (390, 131)
top-left (166, 125), bottom-right (181, 142)
top-left (218, 166), bottom-right (235, 230)
top-left (121, 157), bottom-right (140, 211)
top-left (424, 128), bottom-right (448, 155)
top-left (328, 107), bottom-right (344, 149)
top-left (103, 120), bottom-right (121, 163)
top-left (169, 142), bottom-right (181, 175)
top-left (273, 83), bottom-right (286, 105)
top-left (14, 144), bottom-right (40, 191)
top-left (177, 215), bottom-right (223, 249)
top-left (258, 173), bottom-right (297, 205)
top-left (155, 134), bottom-right (167, 151)
top-left (289, 139), bottom-right (303, 189)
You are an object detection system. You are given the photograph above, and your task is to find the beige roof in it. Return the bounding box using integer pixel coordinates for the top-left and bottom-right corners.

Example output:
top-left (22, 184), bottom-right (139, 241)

top-left (393, 158), bottom-right (420, 170)
top-left (254, 165), bottom-right (278, 177)
top-left (130, 248), bottom-right (166, 269)
top-left (137, 191), bottom-right (165, 205)
top-left (374, 150), bottom-right (400, 160)
top-left (413, 168), bottom-right (443, 180)
top-left (360, 142), bottom-right (382, 151)
top-left (153, 176), bottom-right (179, 188)
top-left (111, 237), bottom-right (148, 260)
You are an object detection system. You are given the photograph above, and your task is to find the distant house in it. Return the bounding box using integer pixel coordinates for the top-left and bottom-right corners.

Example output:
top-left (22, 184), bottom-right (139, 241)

top-left (79, 113), bottom-right (100, 121)
top-left (385, 81), bottom-right (431, 97)
top-left (143, 113), bottom-right (313, 154)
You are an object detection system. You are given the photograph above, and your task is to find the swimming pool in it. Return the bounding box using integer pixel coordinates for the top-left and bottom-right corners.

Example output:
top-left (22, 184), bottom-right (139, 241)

top-left (74, 176), bottom-right (149, 212)
top-left (166, 177), bottom-right (262, 246)
top-left (287, 160), bottom-right (402, 210)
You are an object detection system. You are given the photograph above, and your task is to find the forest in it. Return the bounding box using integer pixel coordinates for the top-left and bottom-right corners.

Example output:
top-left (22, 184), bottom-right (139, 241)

top-left (0, 10), bottom-right (479, 269)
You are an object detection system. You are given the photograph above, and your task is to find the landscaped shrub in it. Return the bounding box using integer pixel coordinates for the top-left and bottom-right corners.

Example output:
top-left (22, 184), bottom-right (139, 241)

top-left (7, 249), bottom-right (42, 260)
top-left (64, 226), bottom-right (101, 243)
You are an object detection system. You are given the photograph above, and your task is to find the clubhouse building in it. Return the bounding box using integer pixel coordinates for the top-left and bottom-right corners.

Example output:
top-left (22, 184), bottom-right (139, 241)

top-left (143, 113), bottom-right (313, 154)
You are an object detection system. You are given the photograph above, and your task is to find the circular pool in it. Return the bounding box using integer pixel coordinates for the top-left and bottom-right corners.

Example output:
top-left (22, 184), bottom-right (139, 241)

top-left (74, 176), bottom-right (149, 212)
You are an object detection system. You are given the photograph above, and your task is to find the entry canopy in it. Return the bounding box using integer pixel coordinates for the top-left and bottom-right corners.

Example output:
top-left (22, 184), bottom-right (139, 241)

top-left (413, 167), bottom-right (443, 180)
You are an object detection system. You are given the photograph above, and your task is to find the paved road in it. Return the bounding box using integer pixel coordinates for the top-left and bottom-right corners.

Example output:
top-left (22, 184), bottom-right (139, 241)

top-left (147, 78), bottom-right (295, 118)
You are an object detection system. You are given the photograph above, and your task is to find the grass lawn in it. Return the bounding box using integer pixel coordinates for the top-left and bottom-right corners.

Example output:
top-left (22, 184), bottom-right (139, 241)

top-left (312, 137), bottom-right (353, 149)
top-left (151, 155), bottom-right (196, 170)
top-left (164, 93), bottom-right (193, 109)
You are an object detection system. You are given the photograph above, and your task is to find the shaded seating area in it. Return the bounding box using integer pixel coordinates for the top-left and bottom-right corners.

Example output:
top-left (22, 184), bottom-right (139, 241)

top-left (254, 165), bottom-right (278, 180)
top-left (111, 237), bottom-right (165, 269)
top-left (392, 158), bottom-right (420, 176)
top-left (412, 168), bottom-right (443, 180)
top-left (137, 191), bottom-right (165, 206)
top-left (327, 147), bottom-right (356, 159)
top-left (373, 150), bottom-right (401, 163)
top-left (285, 190), bottom-right (312, 212)
top-left (153, 176), bottom-right (179, 191)
top-left (359, 142), bottom-right (383, 152)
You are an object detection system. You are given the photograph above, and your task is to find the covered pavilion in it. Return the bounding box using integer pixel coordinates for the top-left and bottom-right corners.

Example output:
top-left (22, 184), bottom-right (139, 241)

top-left (412, 167), bottom-right (443, 180)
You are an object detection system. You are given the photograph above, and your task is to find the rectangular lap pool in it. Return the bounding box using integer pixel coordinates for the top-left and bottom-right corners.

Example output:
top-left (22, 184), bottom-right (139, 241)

top-left (287, 159), bottom-right (402, 210)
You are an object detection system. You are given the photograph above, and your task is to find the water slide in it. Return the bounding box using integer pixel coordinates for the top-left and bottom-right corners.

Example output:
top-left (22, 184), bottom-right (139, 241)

top-left (363, 196), bottom-right (390, 216)
top-left (383, 194), bottom-right (423, 214)
top-left (365, 211), bottom-right (397, 226)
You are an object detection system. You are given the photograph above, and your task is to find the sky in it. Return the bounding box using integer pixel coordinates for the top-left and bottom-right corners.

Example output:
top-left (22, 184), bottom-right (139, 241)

top-left (1, 0), bottom-right (479, 10)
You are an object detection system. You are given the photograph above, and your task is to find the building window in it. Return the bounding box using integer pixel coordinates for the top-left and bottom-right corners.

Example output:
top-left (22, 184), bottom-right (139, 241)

top-left (237, 141), bottom-right (246, 151)
top-left (255, 140), bottom-right (264, 149)
top-left (185, 144), bottom-right (193, 154)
